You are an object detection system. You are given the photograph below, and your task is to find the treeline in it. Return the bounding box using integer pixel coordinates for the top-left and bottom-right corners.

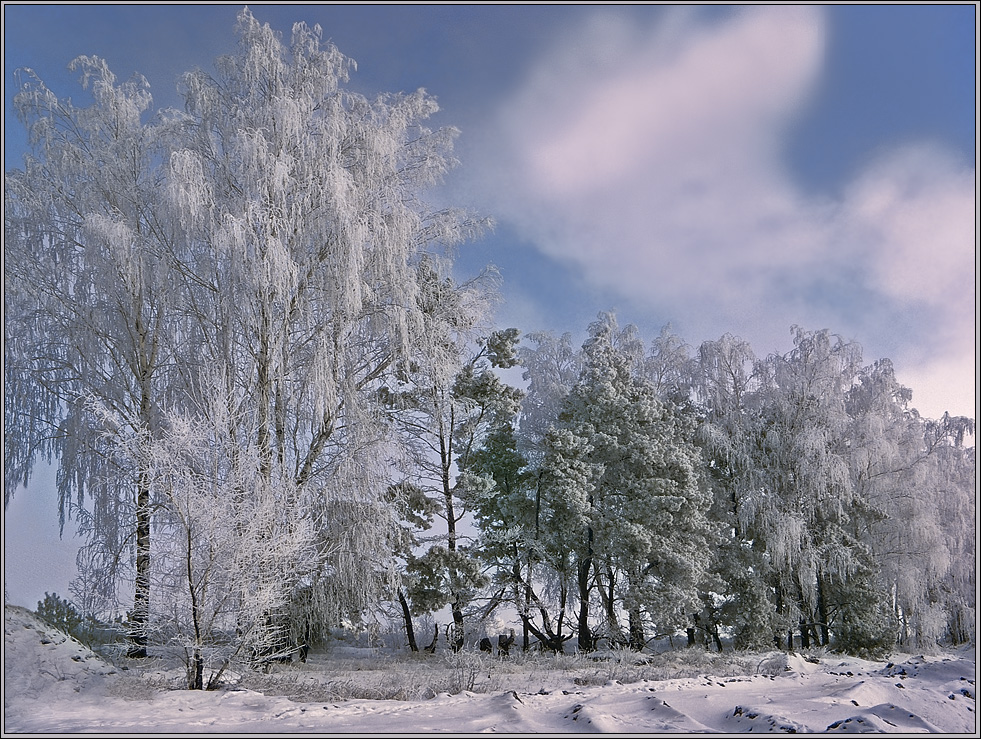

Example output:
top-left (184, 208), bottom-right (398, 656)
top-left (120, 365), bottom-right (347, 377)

top-left (4, 8), bottom-right (974, 689)
top-left (394, 315), bottom-right (974, 661)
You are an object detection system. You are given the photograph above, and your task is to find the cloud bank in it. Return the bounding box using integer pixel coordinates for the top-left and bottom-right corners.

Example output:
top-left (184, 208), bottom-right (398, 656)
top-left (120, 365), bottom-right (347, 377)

top-left (474, 5), bottom-right (975, 419)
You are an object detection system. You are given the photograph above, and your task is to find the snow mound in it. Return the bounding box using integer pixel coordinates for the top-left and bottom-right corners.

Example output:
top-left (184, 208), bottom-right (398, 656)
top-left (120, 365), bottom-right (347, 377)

top-left (757, 650), bottom-right (831, 677)
top-left (725, 704), bottom-right (808, 733)
top-left (825, 713), bottom-right (896, 732)
top-left (3, 604), bottom-right (118, 702)
top-left (878, 652), bottom-right (977, 686)
top-left (825, 702), bottom-right (942, 733)
top-left (784, 652), bottom-right (826, 676)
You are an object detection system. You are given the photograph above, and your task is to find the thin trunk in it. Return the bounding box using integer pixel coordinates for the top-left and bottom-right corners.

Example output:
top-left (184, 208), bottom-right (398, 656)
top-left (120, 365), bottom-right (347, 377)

top-left (398, 589), bottom-right (418, 652)
top-left (510, 565), bottom-right (568, 653)
top-left (512, 558), bottom-right (531, 651)
top-left (524, 473), bottom-right (542, 651)
top-left (628, 604), bottom-right (645, 652)
top-left (816, 573), bottom-right (830, 646)
top-left (128, 377), bottom-right (153, 659)
top-left (256, 305), bottom-right (273, 481)
top-left (594, 561), bottom-right (620, 644)
top-left (773, 581), bottom-right (783, 649)
top-left (577, 526), bottom-right (594, 653)
top-left (440, 405), bottom-right (465, 652)
top-left (521, 600), bottom-right (530, 651)
top-left (186, 525), bottom-right (204, 690)
top-left (556, 581), bottom-right (567, 651)
top-left (711, 625), bottom-right (723, 653)
top-left (128, 467), bottom-right (152, 658)
top-left (450, 606), bottom-right (465, 652)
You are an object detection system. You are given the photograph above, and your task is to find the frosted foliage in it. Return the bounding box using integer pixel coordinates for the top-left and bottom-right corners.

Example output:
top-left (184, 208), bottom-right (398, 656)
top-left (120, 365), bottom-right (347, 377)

top-left (5, 47), bottom-right (179, 646)
top-left (641, 324), bottom-right (693, 401)
top-left (143, 403), bottom-right (318, 659)
top-left (694, 324), bottom-right (976, 652)
top-left (519, 331), bottom-right (582, 457)
top-left (694, 333), bottom-right (757, 413)
top-left (727, 330), bottom-right (865, 583)
top-left (167, 150), bottom-right (212, 228)
top-left (174, 7), bottom-right (474, 379)
top-left (5, 6), bottom-right (488, 656)
top-left (542, 313), bottom-right (713, 639)
top-left (169, 8), bottom-right (476, 479)
top-left (163, 8), bottom-right (483, 639)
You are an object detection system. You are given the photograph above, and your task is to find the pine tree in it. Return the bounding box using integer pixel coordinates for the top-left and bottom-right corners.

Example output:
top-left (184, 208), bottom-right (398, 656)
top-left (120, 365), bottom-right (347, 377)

top-left (541, 313), bottom-right (714, 651)
top-left (382, 258), bottom-right (520, 650)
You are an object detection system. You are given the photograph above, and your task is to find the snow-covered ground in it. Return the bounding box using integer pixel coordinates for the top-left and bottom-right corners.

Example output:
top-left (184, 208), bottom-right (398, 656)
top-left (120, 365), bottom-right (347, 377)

top-left (3, 604), bottom-right (976, 734)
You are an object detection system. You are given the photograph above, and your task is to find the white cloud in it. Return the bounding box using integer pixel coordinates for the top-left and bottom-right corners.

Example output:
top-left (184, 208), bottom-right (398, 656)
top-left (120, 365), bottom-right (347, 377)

top-left (900, 351), bottom-right (977, 423)
top-left (843, 145), bottom-right (975, 304)
top-left (520, 6), bottom-right (823, 199)
top-left (473, 5), bottom-right (975, 420)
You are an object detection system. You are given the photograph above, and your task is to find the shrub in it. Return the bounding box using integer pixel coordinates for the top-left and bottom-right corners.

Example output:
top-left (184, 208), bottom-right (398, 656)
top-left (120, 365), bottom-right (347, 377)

top-left (35, 592), bottom-right (118, 650)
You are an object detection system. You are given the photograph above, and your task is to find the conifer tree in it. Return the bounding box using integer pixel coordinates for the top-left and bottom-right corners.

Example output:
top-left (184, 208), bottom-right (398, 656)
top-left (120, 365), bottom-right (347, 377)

top-left (541, 313), bottom-right (714, 651)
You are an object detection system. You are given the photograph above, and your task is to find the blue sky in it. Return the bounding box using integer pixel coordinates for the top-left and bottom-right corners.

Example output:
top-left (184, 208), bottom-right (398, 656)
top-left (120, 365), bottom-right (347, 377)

top-left (2, 4), bottom-right (977, 607)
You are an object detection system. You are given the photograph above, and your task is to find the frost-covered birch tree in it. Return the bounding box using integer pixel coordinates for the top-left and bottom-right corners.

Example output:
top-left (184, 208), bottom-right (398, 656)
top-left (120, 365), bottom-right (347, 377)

top-left (696, 328), bottom-right (975, 655)
top-left (640, 324), bottom-right (695, 407)
top-left (745, 328), bottom-right (871, 650)
top-left (140, 382), bottom-right (318, 687)
top-left (692, 333), bottom-right (778, 649)
top-left (518, 331), bottom-right (582, 457)
top-left (5, 56), bottom-right (181, 656)
top-left (162, 8), bottom-right (487, 650)
top-left (847, 360), bottom-right (975, 650)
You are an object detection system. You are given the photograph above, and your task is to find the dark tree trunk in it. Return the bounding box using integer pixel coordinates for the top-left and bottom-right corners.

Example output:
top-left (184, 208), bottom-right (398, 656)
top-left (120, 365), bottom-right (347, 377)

top-left (185, 525), bottom-right (205, 688)
top-left (799, 620), bottom-right (811, 649)
top-left (628, 606), bottom-right (645, 651)
top-left (398, 590), bottom-right (418, 652)
top-left (128, 468), bottom-right (152, 658)
top-left (816, 573), bottom-right (830, 646)
top-left (576, 554), bottom-right (593, 653)
top-left (773, 581), bottom-right (784, 650)
top-left (126, 305), bottom-right (156, 660)
top-left (451, 603), bottom-right (465, 652)
top-left (189, 649), bottom-right (204, 690)
top-left (440, 415), bottom-right (466, 654)
top-left (594, 562), bottom-right (625, 647)
top-left (711, 625), bottom-right (723, 653)
top-left (521, 575), bottom-right (531, 652)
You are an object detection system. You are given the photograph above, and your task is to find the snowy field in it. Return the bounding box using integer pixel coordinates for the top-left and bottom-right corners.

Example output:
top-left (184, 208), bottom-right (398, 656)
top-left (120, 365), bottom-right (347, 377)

top-left (4, 604), bottom-right (976, 734)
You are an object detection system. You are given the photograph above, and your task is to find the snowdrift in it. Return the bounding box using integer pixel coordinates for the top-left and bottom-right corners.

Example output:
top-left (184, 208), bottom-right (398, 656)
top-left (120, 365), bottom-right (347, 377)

top-left (3, 604), bottom-right (976, 733)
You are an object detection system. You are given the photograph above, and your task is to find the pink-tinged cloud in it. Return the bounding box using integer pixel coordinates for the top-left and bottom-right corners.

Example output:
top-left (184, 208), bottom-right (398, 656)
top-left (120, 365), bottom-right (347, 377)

top-left (521, 6), bottom-right (824, 200)
top-left (844, 145), bottom-right (975, 304)
top-left (474, 5), bottom-right (975, 420)
top-left (488, 5), bottom-right (833, 312)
